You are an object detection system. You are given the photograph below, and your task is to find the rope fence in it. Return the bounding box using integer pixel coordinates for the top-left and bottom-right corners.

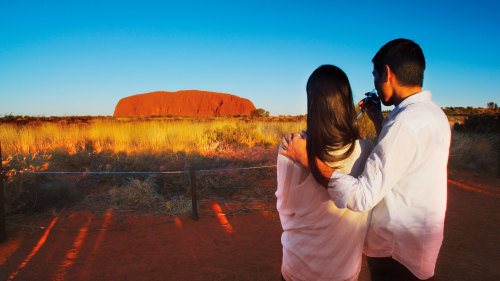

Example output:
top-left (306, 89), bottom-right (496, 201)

top-left (0, 156), bottom-right (278, 240)
top-left (1, 148), bottom-right (499, 241)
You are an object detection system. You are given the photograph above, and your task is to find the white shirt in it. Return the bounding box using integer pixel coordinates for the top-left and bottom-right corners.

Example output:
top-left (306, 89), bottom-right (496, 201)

top-left (328, 91), bottom-right (451, 280)
top-left (276, 139), bottom-right (373, 281)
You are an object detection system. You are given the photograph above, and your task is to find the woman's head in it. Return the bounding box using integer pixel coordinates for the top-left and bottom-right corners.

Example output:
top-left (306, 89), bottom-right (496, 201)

top-left (306, 65), bottom-right (360, 187)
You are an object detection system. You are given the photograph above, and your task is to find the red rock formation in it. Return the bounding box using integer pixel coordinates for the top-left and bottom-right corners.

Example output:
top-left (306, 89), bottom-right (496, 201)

top-left (113, 90), bottom-right (256, 117)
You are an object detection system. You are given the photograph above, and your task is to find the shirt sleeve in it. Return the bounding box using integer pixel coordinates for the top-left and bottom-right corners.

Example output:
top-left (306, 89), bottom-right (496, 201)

top-left (327, 121), bottom-right (418, 212)
top-left (276, 145), bottom-right (311, 216)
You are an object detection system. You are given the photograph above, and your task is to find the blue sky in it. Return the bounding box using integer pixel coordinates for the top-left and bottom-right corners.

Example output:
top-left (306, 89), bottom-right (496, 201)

top-left (1, 0), bottom-right (499, 116)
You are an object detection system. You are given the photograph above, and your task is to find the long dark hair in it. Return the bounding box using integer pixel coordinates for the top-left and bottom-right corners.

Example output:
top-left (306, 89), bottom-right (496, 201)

top-left (306, 65), bottom-right (360, 187)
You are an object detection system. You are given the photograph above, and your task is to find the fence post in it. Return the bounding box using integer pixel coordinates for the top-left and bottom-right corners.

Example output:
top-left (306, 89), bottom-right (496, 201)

top-left (190, 170), bottom-right (198, 220)
top-left (497, 114), bottom-right (500, 178)
top-left (0, 141), bottom-right (7, 242)
top-left (497, 135), bottom-right (500, 178)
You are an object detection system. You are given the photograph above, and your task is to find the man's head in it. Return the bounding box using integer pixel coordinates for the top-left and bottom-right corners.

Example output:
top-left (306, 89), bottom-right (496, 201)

top-left (372, 39), bottom-right (425, 106)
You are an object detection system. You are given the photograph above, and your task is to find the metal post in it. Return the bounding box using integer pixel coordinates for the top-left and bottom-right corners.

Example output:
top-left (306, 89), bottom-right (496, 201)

top-left (0, 141), bottom-right (7, 242)
top-left (190, 170), bottom-right (198, 220)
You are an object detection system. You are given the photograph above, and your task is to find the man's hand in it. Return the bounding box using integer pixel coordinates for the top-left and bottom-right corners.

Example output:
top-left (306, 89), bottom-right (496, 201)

top-left (280, 131), bottom-right (309, 169)
top-left (358, 99), bottom-right (383, 136)
top-left (280, 131), bottom-right (337, 184)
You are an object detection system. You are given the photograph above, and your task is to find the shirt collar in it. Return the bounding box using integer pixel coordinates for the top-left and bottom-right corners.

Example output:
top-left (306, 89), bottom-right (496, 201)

top-left (386, 91), bottom-right (431, 120)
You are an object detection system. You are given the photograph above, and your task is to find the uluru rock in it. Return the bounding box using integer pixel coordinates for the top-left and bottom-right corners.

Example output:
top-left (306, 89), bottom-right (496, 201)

top-left (113, 90), bottom-right (256, 117)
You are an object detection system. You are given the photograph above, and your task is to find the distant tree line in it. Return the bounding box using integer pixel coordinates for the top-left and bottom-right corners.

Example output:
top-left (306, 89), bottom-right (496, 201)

top-left (451, 102), bottom-right (499, 134)
top-left (443, 102), bottom-right (499, 117)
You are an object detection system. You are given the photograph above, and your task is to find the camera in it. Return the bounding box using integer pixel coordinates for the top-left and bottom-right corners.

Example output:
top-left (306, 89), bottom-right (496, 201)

top-left (357, 89), bottom-right (380, 119)
top-left (362, 89), bottom-right (380, 105)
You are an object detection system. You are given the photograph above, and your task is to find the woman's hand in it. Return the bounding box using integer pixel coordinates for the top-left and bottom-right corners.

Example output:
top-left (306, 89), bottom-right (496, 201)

top-left (280, 131), bottom-right (309, 169)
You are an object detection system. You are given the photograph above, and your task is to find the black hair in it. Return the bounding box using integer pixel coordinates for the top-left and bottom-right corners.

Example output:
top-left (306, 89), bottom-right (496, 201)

top-left (372, 38), bottom-right (425, 87)
top-left (306, 65), bottom-right (360, 187)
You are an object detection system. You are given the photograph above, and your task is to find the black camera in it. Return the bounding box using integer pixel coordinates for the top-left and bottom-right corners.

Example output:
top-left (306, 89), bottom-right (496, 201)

top-left (357, 89), bottom-right (380, 119)
top-left (362, 89), bottom-right (380, 105)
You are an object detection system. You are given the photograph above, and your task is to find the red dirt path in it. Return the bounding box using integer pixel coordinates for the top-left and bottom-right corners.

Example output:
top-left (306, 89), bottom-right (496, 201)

top-left (1, 171), bottom-right (499, 280)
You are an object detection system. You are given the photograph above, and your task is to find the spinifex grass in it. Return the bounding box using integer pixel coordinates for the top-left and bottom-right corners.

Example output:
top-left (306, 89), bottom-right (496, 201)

top-left (448, 132), bottom-right (498, 174)
top-left (0, 117), bottom-right (308, 156)
top-left (0, 117), bottom-right (309, 215)
top-left (6, 114), bottom-right (494, 216)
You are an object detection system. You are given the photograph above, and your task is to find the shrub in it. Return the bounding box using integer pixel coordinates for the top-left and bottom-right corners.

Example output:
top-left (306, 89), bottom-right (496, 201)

top-left (487, 102), bottom-right (498, 111)
top-left (448, 131), bottom-right (498, 174)
top-left (250, 108), bottom-right (270, 117)
top-left (4, 175), bottom-right (81, 215)
top-left (108, 178), bottom-right (190, 214)
top-left (453, 113), bottom-right (499, 134)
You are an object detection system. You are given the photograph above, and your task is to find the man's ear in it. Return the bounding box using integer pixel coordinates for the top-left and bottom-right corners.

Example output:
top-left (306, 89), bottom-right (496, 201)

top-left (385, 65), bottom-right (398, 86)
top-left (384, 65), bottom-right (392, 81)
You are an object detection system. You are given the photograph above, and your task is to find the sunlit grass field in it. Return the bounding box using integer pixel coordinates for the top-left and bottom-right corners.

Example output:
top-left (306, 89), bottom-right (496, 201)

top-left (1, 116), bottom-right (314, 215)
top-left (0, 115), bottom-right (380, 175)
top-left (1, 117), bottom-right (307, 156)
top-left (0, 114), bottom-right (497, 216)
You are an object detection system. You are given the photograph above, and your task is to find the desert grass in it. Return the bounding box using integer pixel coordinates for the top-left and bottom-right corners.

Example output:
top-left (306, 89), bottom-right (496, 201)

top-left (448, 131), bottom-right (499, 174)
top-left (2, 115), bottom-right (495, 216)
top-left (0, 118), bottom-right (307, 156)
top-left (1, 117), bottom-right (308, 215)
top-left (109, 178), bottom-right (191, 214)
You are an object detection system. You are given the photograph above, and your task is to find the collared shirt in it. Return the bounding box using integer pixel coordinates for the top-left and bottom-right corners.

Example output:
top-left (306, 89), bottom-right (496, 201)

top-left (328, 91), bottom-right (451, 280)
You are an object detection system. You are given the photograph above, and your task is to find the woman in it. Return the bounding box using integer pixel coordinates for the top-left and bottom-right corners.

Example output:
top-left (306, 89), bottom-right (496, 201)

top-left (276, 65), bottom-right (374, 281)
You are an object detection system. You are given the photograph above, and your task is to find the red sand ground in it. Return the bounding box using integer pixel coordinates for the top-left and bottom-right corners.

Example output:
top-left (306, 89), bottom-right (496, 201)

top-left (1, 171), bottom-right (499, 280)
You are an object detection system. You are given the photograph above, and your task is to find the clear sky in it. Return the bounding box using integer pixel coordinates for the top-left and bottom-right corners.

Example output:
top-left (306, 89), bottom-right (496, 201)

top-left (1, 0), bottom-right (499, 116)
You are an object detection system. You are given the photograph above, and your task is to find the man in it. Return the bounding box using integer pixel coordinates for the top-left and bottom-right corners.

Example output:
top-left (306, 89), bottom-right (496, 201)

top-left (281, 39), bottom-right (450, 280)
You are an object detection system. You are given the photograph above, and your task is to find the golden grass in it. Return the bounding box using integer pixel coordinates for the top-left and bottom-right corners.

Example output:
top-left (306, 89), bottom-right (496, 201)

top-left (0, 118), bottom-right (307, 156)
top-left (2, 115), bottom-right (496, 178)
top-left (109, 178), bottom-right (191, 214)
top-left (5, 115), bottom-right (495, 216)
top-left (0, 117), bottom-right (308, 215)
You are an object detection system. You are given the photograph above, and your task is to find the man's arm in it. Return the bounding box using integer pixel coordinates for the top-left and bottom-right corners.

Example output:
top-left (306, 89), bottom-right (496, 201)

top-left (281, 121), bottom-right (417, 213)
top-left (358, 99), bottom-right (384, 137)
top-left (280, 132), bottom-right (335, 178)
top-left (328, 122), bottom-right (417, 212)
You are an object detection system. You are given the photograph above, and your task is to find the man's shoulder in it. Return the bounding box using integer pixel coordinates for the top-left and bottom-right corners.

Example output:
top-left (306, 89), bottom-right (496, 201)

top-left (393, 100), bottom-right (449, 131)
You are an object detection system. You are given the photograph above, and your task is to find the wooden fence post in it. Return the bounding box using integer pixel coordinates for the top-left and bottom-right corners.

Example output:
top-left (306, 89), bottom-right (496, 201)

top-left (190, 170), bottom-right (198, 220)
top-left (497, 134), bottom-right (499, 178)
top-left (0, 141), bottom-right (7, 242)
top-left (497, 114), bottom-right (500, 178)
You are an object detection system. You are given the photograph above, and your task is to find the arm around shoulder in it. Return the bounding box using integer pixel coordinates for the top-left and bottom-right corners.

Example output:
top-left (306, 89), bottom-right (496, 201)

top-left (327, 122), bottom-right (418, 212)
